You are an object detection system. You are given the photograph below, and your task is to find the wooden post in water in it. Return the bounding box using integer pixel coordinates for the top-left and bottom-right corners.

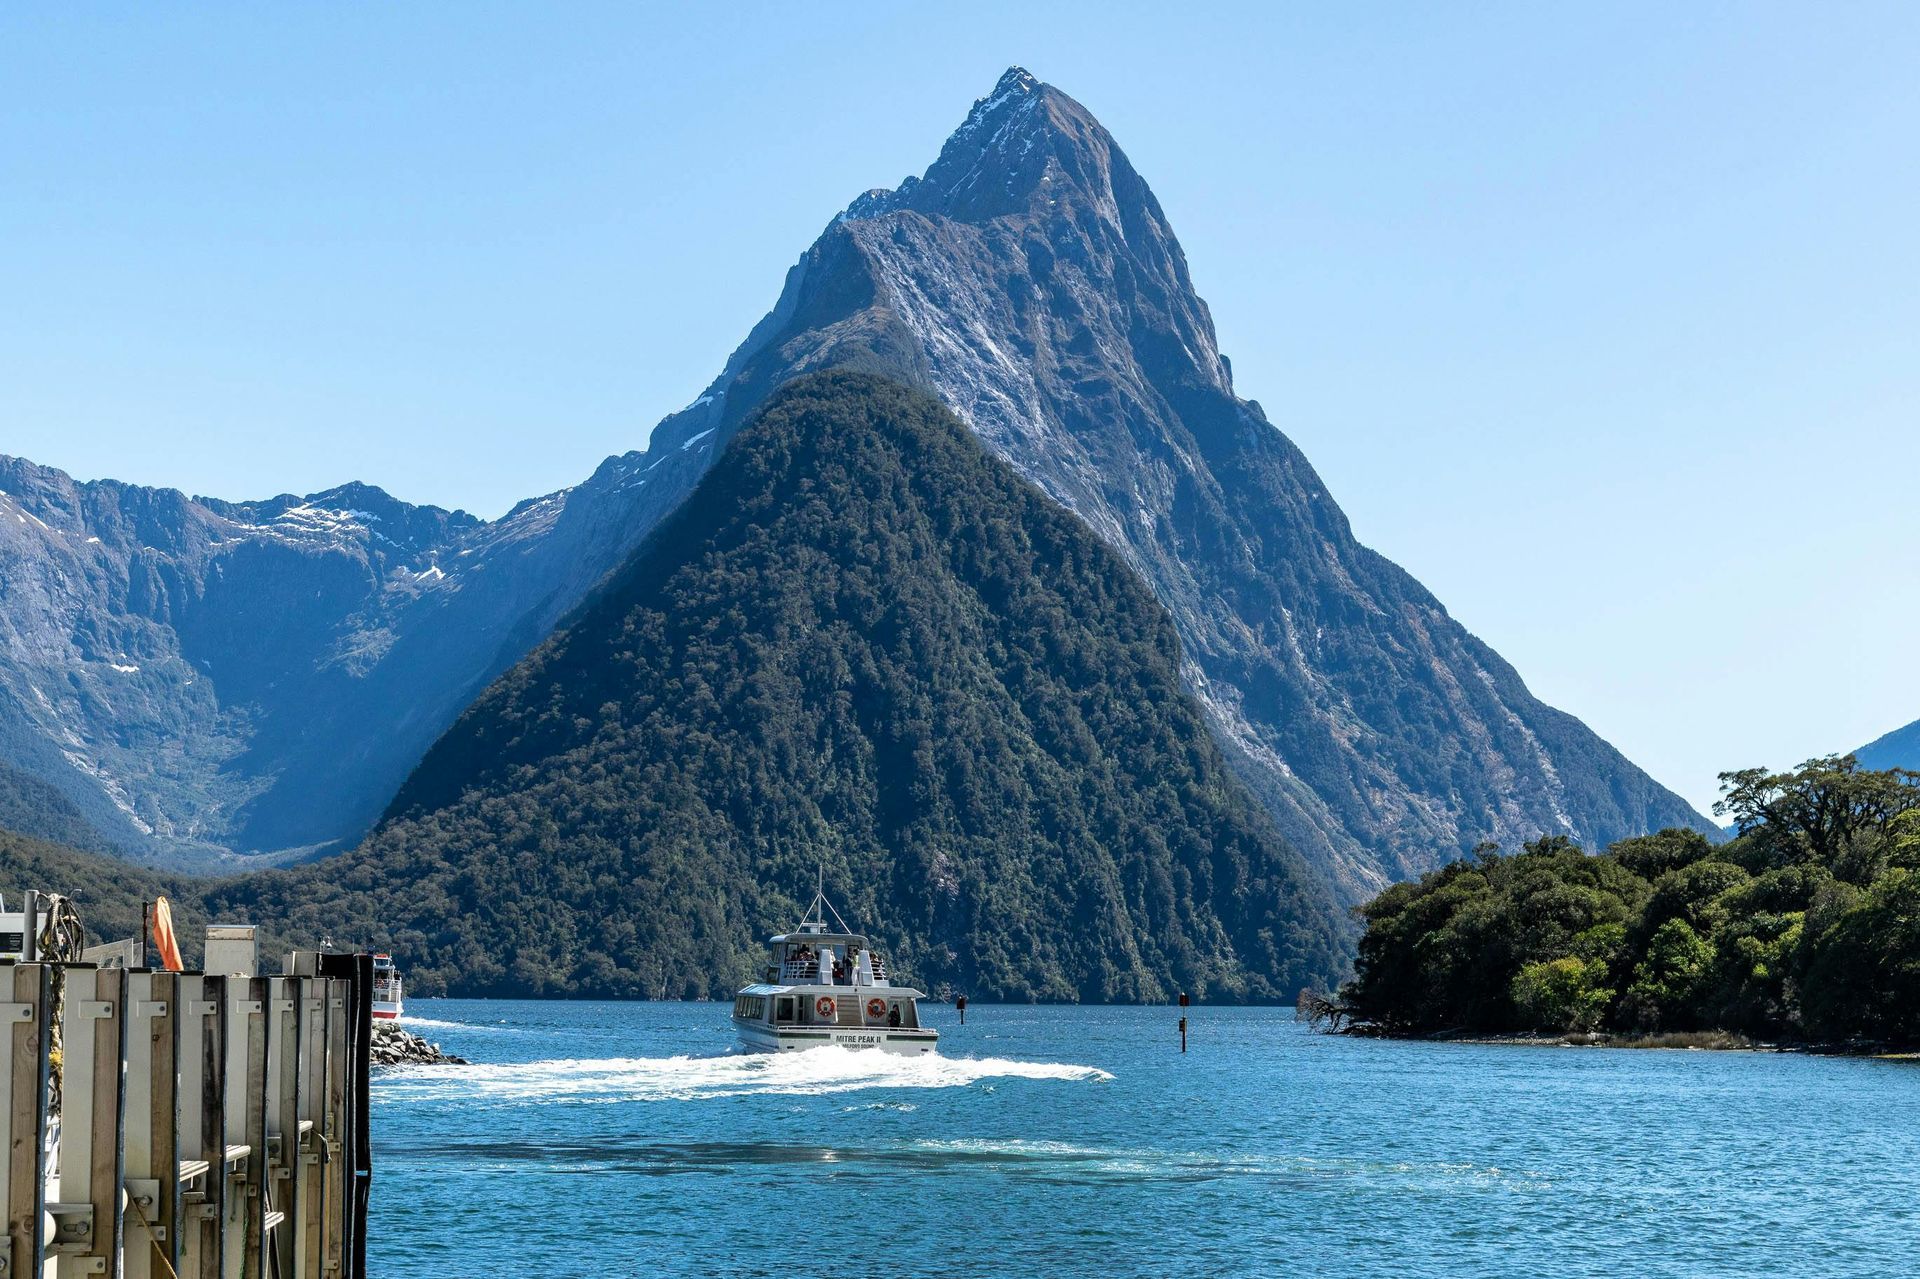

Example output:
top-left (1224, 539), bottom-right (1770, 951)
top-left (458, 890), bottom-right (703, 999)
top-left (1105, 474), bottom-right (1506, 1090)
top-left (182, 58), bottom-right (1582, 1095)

top-left (1178, 991), bottom-right (1189, 1053)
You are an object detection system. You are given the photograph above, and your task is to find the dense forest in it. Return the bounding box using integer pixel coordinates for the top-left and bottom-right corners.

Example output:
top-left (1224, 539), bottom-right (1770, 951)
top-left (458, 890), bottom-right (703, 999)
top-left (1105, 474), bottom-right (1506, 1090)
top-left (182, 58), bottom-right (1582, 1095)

top-left (0, 760), bottom-right (118, 856)
top-left (1331, 755), bottom-right (1920, 1044)
top-left (185, 371), bottom-right (1348, 1002)
top-left (0, 827), bottom-right (193, 952)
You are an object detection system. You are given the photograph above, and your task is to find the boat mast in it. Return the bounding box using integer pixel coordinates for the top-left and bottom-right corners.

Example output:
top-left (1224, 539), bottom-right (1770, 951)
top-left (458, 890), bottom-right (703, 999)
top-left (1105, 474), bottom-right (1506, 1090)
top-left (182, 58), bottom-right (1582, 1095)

top-left (801, 864), bottom-right (853, 934)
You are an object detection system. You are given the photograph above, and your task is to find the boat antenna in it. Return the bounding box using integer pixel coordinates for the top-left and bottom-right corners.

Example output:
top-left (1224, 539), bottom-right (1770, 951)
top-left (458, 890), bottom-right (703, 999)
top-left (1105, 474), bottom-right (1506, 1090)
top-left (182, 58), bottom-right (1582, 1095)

top-left (802, 863), bottom-right (854, 934)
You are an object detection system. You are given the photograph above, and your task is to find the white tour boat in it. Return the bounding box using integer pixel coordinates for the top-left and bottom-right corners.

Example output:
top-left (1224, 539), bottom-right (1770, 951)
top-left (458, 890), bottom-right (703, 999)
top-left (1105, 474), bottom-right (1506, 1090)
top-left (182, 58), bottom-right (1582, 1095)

top-left (372, 952), bottom-right (405, 1020)
top-left (732, 890), bottom-right (937, 1055)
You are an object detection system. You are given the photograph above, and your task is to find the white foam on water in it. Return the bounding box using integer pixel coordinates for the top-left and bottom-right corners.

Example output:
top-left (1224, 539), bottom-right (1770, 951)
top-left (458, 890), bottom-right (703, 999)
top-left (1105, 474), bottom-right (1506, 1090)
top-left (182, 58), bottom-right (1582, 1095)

top-left (373, 1046), bottom-right (1112, 1105)
top-left (399, 1015), bottom-right (505, 1031)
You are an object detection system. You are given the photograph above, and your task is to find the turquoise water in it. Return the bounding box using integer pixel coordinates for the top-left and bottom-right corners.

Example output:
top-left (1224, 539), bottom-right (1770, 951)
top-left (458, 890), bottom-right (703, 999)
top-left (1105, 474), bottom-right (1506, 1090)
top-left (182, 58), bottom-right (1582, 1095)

top-left (370, 1001), bottom-right (1919, 1277)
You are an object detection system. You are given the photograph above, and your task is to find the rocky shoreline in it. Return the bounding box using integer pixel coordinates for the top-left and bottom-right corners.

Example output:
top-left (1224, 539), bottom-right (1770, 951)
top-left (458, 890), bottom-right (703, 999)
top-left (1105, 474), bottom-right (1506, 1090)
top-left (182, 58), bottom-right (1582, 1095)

top-left (370, 1020), bottom-right (467, 1066)
top-left (1335, 1024), bottom-right (1920, 1057)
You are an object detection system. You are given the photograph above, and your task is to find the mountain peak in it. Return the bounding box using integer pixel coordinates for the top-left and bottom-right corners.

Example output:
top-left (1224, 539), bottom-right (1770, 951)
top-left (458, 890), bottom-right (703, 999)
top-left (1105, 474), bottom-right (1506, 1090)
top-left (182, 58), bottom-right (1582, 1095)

top-left (842, 65), bottom-right (1111, 225)
top-left (961, 65), bottom-right (1045, 132)
top-left (993, 65), bottom-right (1041, 95)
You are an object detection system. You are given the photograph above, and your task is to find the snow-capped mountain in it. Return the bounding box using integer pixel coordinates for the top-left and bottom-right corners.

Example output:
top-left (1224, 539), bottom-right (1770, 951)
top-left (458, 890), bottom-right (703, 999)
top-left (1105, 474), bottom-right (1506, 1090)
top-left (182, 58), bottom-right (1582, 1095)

top-left (606, 68), bottom-right (1716, 894)
top-left (0, 67), bottom-right (1709, 882)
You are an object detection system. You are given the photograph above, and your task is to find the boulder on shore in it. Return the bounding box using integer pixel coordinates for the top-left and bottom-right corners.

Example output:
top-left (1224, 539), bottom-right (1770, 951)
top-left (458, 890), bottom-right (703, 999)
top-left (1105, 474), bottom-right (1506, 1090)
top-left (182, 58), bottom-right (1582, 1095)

top-left (370, 1020), bottom-right (466, 1066)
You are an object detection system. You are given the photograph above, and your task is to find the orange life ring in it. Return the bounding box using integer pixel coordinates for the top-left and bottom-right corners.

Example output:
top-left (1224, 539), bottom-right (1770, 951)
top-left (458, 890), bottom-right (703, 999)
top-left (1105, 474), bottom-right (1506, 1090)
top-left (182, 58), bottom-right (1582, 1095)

top-left (866, 998), bottom-right (887, 1019)
top-left (815, 996), bottom-right (836, 1018)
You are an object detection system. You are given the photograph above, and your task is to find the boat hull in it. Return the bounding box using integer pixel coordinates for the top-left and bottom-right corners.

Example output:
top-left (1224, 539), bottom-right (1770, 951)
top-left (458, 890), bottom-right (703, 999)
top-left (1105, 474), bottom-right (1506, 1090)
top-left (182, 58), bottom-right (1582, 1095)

top-left (736, 1020), bottom-right (937, 1055)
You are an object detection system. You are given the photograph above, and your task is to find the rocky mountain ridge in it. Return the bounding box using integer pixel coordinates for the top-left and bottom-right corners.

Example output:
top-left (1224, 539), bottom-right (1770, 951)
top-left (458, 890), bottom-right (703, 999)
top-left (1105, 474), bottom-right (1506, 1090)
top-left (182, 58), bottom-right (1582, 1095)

top-left (0, 442), bottom-right (712, 863)
top-left (0, 67), bottom-right (1709, 889)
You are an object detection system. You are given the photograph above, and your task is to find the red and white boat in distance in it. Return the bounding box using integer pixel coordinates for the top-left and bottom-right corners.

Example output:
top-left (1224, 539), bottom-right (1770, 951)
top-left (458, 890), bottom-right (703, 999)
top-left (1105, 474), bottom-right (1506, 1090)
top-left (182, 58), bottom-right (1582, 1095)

top-left (372, 953), bottom-right (404, 1020)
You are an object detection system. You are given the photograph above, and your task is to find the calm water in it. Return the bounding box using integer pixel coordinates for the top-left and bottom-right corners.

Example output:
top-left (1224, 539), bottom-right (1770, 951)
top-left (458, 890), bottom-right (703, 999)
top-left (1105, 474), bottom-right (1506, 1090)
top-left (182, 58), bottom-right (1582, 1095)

top-left (370, 1001), bottom-right (1918, 1278)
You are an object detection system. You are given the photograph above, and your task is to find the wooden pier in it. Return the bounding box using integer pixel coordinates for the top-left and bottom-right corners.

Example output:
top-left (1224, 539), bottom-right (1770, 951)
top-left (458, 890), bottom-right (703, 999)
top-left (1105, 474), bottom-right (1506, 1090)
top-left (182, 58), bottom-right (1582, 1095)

top-left (0, 932), bottom-right (374, 1278)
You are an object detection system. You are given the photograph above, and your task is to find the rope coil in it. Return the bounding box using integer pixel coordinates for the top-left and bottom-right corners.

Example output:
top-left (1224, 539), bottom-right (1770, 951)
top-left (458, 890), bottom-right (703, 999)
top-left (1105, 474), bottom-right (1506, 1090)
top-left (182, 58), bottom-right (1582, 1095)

top-left (34, 894), bottom-right (86, 1119)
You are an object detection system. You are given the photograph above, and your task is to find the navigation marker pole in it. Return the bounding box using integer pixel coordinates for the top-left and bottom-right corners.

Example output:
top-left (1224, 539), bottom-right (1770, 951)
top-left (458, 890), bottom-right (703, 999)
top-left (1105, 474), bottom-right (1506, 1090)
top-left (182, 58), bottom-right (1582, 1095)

top-left (1179, 991), bottom-right (1189, 1053)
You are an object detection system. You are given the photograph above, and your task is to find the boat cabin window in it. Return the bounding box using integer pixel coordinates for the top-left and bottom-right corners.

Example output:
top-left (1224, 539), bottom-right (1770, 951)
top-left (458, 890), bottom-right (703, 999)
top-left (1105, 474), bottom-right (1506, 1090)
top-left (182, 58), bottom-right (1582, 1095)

top-left (775, 996), bottom-right (796, 1024)
top-left (733, 995), bottom-right (766, 1020)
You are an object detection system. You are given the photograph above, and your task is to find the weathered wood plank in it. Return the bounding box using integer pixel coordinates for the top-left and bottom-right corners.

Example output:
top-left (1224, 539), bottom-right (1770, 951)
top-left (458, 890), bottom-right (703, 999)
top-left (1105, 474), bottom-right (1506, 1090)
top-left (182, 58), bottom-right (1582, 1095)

top-left (264, 977), bottom-right (301, 1279)
top-left (123, 970), bottom-right (181, 1279)
top-left (175, 973), bottom-right (227, 1279)
top-left (294, 982), bottom-right (329, 1279)
top-left (1, 963), bottom-right (50, 1279)
top-left (320, 978), bottom-right (350, 1278)
top-left (55, 964), bottom-right (128, 1279)
top-left (221, 977), bottom-right (268, 1279)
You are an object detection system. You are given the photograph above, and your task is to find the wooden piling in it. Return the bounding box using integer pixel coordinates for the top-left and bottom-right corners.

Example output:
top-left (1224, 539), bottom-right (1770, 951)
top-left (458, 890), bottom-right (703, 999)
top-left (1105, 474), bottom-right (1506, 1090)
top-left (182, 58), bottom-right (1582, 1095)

top-left (0, 946), bottom-right (369, 1279)
top-left (54, 964), bottom-right (128, 1278)
top-left (1, 962), bottom-right (51, 1279)
top-left (123, 970), bottom-right (180, 1279)
top-left (222, 977), bottom-right (268, 1279)
top-left (174, 973), bottom-right (226, 1279)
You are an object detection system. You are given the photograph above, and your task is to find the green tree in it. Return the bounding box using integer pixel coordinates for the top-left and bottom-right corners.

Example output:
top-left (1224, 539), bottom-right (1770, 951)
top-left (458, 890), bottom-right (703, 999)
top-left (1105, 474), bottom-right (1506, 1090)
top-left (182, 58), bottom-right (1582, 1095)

top-left (1715, 755), bottom-right (1920, 874)
top-left (1800, 870), bottom-right (1920, 1043)
top-left (1512, 957), bottom-right (1614, 1032)
top-left (1621, 919), bottom-right (1715, 1030)
top-left (1339, 761), bottom-right (1920, 1043)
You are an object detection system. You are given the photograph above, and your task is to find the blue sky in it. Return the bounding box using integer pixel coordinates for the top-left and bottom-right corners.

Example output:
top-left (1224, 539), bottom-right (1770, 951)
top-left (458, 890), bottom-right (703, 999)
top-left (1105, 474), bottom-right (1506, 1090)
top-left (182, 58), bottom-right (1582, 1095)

top-left (3, 4), bottom-right (1917, 814)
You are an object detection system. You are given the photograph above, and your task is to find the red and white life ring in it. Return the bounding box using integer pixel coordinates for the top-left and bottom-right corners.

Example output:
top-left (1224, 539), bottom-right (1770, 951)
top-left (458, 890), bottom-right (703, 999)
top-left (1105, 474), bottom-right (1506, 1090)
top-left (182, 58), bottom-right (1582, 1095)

top-left (815, 996), bottom-right (836, 1018)
top-left (866, 998), bottom-right (888, 1019)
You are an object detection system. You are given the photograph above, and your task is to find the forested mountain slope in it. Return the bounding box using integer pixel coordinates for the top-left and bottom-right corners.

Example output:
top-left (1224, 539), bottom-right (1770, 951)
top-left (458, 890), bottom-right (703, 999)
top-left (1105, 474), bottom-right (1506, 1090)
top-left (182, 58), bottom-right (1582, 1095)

top-left (210, 374), bottom-right (1348, 1001)
top-left (1859, 719), bottom-right (1920, 772)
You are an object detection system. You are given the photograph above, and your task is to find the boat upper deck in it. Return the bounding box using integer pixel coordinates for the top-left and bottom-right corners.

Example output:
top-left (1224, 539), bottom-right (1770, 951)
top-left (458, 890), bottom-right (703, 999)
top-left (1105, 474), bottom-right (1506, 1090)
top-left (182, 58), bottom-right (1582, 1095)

top-left (752, 887), bottom-right (914, 992)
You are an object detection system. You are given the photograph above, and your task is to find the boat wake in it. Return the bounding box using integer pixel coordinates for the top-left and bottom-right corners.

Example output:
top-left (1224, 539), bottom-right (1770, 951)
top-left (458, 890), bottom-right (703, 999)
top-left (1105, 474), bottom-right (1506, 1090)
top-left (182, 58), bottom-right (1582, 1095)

top-left (372, 1046), bottom-right (1112, 1105)
top-left (396, 1015), bottom-right (512, 1032)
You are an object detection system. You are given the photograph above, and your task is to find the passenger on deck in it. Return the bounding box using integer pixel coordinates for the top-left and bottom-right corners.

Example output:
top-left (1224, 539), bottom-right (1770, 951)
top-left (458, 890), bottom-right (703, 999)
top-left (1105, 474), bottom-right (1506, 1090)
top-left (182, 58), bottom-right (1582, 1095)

top-left (887, 1005), bottom-right (902, 1029)
top-left (833, 957), bottom-right (848, 985)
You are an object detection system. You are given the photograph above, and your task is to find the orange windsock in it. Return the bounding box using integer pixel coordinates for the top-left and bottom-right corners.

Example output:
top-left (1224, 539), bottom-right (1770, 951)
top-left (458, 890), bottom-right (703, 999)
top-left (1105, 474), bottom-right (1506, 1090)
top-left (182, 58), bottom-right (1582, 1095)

top-left (150, 896), bottom-right (184, 973)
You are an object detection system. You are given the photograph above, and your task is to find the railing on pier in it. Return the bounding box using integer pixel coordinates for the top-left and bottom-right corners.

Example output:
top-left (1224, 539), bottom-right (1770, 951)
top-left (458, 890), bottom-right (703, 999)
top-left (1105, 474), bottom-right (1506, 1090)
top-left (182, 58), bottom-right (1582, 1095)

top-left (0, 949), bottom-right (374, 1279)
